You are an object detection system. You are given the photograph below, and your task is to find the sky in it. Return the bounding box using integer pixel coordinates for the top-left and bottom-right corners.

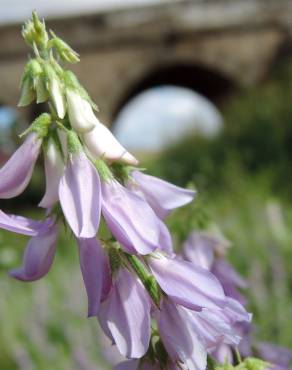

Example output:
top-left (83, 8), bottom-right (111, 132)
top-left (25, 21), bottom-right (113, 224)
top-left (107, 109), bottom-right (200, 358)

top-left (113, 86), bottom-right (223, 152)
top-left (0, 0), bottom-right (174, 25)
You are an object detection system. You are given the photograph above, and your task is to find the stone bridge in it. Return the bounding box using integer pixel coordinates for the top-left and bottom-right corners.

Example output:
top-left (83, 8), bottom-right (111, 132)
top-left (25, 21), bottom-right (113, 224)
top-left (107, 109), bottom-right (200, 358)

top-left (0, 0), bottom-right (292, 124)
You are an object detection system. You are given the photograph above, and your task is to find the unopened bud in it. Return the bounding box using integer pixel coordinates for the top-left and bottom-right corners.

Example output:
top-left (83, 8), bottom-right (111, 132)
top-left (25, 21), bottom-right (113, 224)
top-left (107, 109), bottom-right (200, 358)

top-left (43, 63), bottom-right (66, 119)
top-left (18, 59), bottom-right (49, 106)
top-left (48, 31), bottom-right (79, 63)
top-left (22, 11), bottom-right (48, 49)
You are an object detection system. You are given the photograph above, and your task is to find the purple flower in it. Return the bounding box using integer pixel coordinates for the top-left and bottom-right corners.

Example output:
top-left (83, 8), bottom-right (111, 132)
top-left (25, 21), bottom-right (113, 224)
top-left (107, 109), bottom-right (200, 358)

top-left (39, 138), bottom-right (64, 208)
top-left (59, 151), bottom-right (101, 238)
top-left (0, 210), bottom-right (53, 236)
top-left (101, 179), bottom-right (172, 255)
top-left (210, 343), bottom-right (233, 364)
top-left (148, 254), bottom-right (226, 311)
top-left (98, 268), bottom-right (151, 359)
top-left (114, 360), bottom-right (162, 370)
top-left (114, 360), bottom-right (185, 370)
top-left (189, 307), bottom-right (241, 350)
top-left (0, 132), bottom-right (42, 199)
top-left (256, 342), bottom-right (292, 370)
top-left (212, 259), bottom-right (248, 305)
top-left (130, 171), bottom-right (196, 219)
top-left (77, 237), bottom-right (110, 317)
top-left (10, 221), bottom-right (58, 281)
top-left (154, 299), bottom-right (207, 370)
top-left (182, 232), bottom-right (218, 270)
top-left (182, 231), bottom-right (247, 304)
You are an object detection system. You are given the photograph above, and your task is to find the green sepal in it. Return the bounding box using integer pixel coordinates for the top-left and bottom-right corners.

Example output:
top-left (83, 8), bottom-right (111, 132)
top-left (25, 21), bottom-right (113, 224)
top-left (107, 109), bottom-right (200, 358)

top-left (48, 31), bottom-right (80, 64)
top-left (125, 254), bottom-right (161, 307)
top-left (108, 246), bottom-right (123, 275)
top-left (63, 70), bottom-right (98, 111)
top-left (236, 358), bottom-right (270, 370)
top-left (20, 113), bottom-right (52, 139)
top-left (95, 159), bottom-right (114, 182)
top-left (66, 130), bottom-right (83, 154)
top-left (18, 76), bottom-right (35, 107)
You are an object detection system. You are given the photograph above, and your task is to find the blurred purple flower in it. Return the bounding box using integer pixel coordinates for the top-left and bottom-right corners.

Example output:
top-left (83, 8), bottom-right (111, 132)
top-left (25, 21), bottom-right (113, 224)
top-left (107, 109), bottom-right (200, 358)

top-left (10, 221), bottom-right (58, 281)
top-left (114, 360), bottom-right (186, 370)
top-left (130, 170), bottom-right (196, 219)
top-left (59, 151), bottom-right (101, 238)
top-left (98, 268), bottom-right (151, 359)
top-left (0, 132), bottom-right (42, 199)
top-left (256, 342), bottom-right (292, 370)
top-left (182, 231), bottom-right (247, 304)
top-left (101, 179), bottom-right (171, 255)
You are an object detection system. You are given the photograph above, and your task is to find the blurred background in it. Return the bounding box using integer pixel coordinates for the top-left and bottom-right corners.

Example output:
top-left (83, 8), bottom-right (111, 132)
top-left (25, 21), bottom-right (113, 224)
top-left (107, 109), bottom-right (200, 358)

top-left (1, 0), bottom-right (292, 368)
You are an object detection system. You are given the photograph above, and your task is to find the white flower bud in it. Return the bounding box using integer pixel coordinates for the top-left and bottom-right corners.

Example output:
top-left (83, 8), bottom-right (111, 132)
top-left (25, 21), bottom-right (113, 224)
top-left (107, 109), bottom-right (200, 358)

top-left (83, 121), bottom-right (138, 165)
top-left (39, 138), bottom-right (64, 208)
top-left (66, 89), bottom-right (97, 133)
top-left (50, 77), bottom-right (66, 119)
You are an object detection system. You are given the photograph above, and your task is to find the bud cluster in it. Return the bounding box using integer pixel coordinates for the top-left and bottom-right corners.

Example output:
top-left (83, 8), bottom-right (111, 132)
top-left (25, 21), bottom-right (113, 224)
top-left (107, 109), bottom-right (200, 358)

top-left (0, 12), bottom-right (268, 370)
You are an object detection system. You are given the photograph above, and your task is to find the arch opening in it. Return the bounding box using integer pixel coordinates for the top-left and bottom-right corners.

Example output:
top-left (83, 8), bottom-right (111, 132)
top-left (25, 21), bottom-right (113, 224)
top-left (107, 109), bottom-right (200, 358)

top-left (112, 63), bottom-right (234, 153)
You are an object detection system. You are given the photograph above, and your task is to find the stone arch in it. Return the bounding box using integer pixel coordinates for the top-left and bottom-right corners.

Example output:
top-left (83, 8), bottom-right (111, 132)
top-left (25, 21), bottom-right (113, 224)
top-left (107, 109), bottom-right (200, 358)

top-left (111, 62), bottom-right (237, 124)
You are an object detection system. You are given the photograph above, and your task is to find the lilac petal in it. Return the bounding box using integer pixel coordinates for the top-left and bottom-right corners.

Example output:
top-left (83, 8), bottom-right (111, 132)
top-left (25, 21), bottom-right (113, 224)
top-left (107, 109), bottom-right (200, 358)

top-left (114, 360), bottom-right (160, 370)
top-left (114, 360), bottom-right (139, 370)
top-left (101, 180), bottom-right (162, 255)
top-left (190, 308), bottom-right (240, 349)
top-left (10, 222), bottom-right (58, 281)
top-left (39, 138), bottom-right (64, 208)
top-left (0, 133), bottom-right (41, 198)
top-left (222, 297), bottom-right (252, 324)
top-left (0, 210), bottom-right (53, 236)
top-left (155, 300), bottom-right (207, 370)
top-left (182, 232), bottom-right (216, 270)
top-left (59, 152), bottom-right (101, 238)
top-left (212, 259), bottom-right (248, 304)
top-left (78, 238), bottom-right (109, 317)
top-left (256, 342), bottom-right (292, 368)
top-left (99, 269), bottom-right (151, 358)
top-left (158, 219), bottom-right (173, 254)
top-left (131, 171), bottom-right (196, 219)
top-left (149, 255), bottom-right (226, 310)
top-left (211, 344), bottom-right (233, 364)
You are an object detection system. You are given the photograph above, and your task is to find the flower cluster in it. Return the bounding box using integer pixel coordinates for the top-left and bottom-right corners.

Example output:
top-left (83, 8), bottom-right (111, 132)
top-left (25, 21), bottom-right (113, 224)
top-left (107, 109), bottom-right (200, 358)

top-left (0, 13), bottom-right (253, 370)
top-left (181, 230), bottom-right (292, 370)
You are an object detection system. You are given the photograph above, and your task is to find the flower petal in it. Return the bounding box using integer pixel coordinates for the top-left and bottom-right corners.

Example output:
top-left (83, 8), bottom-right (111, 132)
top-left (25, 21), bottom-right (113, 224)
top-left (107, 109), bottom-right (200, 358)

top-left (77, 237), bottom-right (110, 317)
top-left (0, 133), bottom-right (41, 199)
top-left (10, 222), bottom-right (58, 281)
top-left (99, 269), bottom-right (151, 359)
top-left (59, 152), bottom-right (101, 238)
top-left (182, 232), bottom-right (216, 270)
top-left (155, 300), bottom-right (207, 370)
top-left (114, 360), bottom-right (139, 370)
top-left (131, 171), bottom-right (196, 219)
top-left (67, 89), bottom-right (97, 133)
top-left (0, 210), bottom-right (53, 236)
top-left (102, 180), bottom-right (162, 255)
top-left (39, 138), bottom-right (64, 208)
top-left (83, 123), bottom-right (138, 165)
top-left (148, 255), bottom-right (226, 310)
